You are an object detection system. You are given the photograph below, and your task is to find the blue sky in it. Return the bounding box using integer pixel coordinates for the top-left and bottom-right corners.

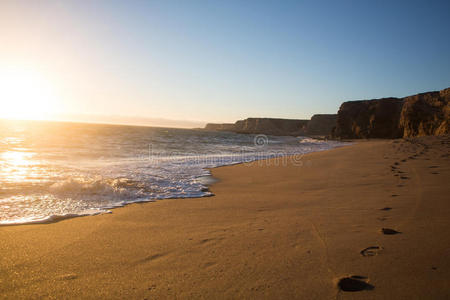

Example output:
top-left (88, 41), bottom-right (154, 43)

top-left (1, 0), bottom-right (449, 126)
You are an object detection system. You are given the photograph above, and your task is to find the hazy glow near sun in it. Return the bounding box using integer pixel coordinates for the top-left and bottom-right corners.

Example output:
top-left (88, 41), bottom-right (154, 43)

top-left (0, 66), bottom-right (59, 120)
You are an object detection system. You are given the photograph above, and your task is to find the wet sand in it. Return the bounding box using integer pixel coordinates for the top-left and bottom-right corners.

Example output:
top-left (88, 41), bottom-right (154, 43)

top-left (1, 136), bottom-right (449, 299)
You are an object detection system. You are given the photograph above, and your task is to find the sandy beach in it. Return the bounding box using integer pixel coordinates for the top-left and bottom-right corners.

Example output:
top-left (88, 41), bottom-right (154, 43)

top-left (1, 136), bottom-right (449, 299)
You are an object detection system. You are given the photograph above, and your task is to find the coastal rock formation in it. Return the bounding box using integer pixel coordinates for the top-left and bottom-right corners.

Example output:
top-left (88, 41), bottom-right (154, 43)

top-left (205, 116), bottom-right (336, 137)
top-left (205, 118), bottom-right (309, 136)
top-left (232, 118), bottom-right (308, 136)
top-left (400, 88), bottom-right (450, 137)
top-left (204, 123), bottom-right (235, 131)
top-left (205, 88), bottom-right (449, 139)
top-left (334, 87), bottom-right (450, 139)
top-left (306, 114), bottom-right (337, 136)
top-left (334, 98), bottom-right (404, 139)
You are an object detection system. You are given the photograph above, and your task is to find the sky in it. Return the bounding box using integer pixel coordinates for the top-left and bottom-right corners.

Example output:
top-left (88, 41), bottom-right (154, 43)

top-left (0, 0), bottom-right (449, 127)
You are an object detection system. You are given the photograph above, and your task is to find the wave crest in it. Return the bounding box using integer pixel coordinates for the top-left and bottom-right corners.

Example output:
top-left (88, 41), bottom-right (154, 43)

top-left (49, 177), bottom-right (148, 200)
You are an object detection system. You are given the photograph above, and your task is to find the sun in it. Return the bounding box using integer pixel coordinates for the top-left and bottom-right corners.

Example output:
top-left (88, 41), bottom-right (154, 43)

top-left (0, 66), bottom-right (59, 120)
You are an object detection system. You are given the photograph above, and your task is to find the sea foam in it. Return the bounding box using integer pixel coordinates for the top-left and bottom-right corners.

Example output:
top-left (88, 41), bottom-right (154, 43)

top-left (0, 121), bottom-right (348, 224)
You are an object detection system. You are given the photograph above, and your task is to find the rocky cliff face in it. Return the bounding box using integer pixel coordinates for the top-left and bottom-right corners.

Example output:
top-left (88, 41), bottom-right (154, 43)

top-left (334, 88), bottom-right (449, 139)
top-left (306, 114), bottom-right (337, 136)
top-left (204, 123), bottom-right (235, 131)
top-left (205, 118), bottom-right (309, 136)
top-left (232, 118), bottom-right (308, 136)
top-left (205, 116), bottom-right (336, 137)
top-left (400, 88), bottom-right (449, 137)
top-left (204, 88), bottom-right (449, 139)
top-left (334, 98), bottom-right (404, 139)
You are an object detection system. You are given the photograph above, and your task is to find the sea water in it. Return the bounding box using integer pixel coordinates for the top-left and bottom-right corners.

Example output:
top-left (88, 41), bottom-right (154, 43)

top-left (0, 119), bottom-right (347, 225)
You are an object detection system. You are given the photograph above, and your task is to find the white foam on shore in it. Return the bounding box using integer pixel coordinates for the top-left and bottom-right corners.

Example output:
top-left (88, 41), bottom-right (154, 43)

top-left (0, 122), bottom-right (349, 225)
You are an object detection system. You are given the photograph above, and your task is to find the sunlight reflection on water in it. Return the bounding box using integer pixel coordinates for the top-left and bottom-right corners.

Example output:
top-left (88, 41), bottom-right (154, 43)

top-left (0, 119), bottom-right (348, 225)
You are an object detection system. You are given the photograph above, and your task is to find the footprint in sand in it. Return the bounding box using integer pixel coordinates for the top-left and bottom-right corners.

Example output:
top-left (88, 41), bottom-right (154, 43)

top-left (360, 246), bottom-right (383, 257)
top-left (58, 274), bottom-right (78, 281)
top-left (337, 276), bottom-right (374, 292)
top-left (202, 261), bottom-right (217, 268)
top-left (139, 253), bottom-right (165, 263)
top-left (381, 228), bottom-right (401, 235)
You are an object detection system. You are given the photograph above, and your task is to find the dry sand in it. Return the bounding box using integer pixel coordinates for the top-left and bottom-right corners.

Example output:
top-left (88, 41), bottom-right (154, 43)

top-left (1, 136), bottom-right (449, 299)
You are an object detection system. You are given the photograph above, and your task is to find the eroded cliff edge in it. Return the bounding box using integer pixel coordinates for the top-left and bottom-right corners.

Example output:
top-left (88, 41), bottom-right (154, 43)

top-left (205, 116), bottom-right (336, 137)
top-left (204, 87), bottom-right (449, 139)
top-left (334, 88), bottom-right (449, 139)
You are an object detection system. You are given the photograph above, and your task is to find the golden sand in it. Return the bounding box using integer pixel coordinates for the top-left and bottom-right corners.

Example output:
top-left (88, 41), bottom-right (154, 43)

top-left (1, 136), bottom-right (449, 299)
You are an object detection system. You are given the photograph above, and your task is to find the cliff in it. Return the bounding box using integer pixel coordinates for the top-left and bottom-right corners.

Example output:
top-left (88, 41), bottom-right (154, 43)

top-left (205, 118), bottom-right (311, 136)
top-left (232, 118), bottom-right (308, 136)
top-left (400, 88), bottom-right (450, 137)
top-left (205, 115), bottom-right (338, 137)
top-left (204, 123), bottom-right (235, 131)
top-left (334, 98), bottom-right (404, 139)
top-left (306, 114), bottom-right (337, 136)
top-left (334, 87), bottom-right (450, 139)
top-left (204, 88), bottom-right (449, 139)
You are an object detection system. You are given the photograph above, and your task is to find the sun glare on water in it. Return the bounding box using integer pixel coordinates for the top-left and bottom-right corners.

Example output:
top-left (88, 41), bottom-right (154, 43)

top-left (0, 66), bottom-right (59, 121)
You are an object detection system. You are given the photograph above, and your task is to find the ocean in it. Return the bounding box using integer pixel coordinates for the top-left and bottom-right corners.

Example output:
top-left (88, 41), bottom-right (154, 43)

top-left (0, 119), bottom-right (347, 225)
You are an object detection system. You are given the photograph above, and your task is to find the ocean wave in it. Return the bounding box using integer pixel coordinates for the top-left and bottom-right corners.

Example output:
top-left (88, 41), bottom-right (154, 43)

top-left (49, 177), bottom-right (149, 200)
top-left (0, 210), bottom-right (108, 226)
top-left (0, 123), bottom-right (349, 225)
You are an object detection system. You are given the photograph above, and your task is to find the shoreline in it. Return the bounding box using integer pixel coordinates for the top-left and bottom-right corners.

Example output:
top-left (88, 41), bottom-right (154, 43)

top-left (1, 136), bottom-right (449, 299)
top-left (0, 140), bottom-right (348, 227)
